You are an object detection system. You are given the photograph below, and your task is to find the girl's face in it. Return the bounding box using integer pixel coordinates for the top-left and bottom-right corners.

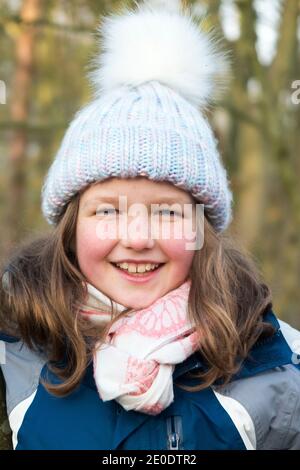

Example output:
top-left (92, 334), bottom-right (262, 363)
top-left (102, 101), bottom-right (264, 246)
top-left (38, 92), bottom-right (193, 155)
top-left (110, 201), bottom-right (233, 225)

top-left (76, 177), bottom-right (197, 309)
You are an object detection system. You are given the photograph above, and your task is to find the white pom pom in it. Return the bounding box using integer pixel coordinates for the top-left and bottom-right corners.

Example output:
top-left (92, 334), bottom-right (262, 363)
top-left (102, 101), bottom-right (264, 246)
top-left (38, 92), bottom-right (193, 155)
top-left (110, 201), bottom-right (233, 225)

top-left (89, 0), bottom-right (230, 109)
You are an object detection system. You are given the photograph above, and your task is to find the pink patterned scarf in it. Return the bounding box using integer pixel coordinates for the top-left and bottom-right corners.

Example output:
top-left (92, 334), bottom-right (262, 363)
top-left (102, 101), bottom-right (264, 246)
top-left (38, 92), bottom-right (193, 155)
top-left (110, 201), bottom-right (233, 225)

top-left (80, 280), bottom-right (200, 415)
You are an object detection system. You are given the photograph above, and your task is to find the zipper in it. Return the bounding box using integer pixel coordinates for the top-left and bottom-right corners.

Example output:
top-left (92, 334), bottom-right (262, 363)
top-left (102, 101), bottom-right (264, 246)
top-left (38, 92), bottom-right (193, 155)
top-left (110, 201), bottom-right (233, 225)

top-left (166, 416), bottom-right (183, 450)
top-left (174, 358), bottom-right (203, 380)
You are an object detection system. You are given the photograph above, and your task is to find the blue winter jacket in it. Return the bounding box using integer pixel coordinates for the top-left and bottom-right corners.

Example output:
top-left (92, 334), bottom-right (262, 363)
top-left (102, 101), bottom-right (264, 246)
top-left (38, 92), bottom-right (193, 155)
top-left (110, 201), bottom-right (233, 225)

top-left (1, 309), bottom-right (300, 450)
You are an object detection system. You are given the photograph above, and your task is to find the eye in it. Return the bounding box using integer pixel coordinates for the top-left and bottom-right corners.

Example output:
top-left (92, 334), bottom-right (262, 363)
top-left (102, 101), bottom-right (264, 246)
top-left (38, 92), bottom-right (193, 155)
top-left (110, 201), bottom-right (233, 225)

top-left (157, 209), bottom-right (181, 217)
top-left (96, 208), bottom-right (119, 216)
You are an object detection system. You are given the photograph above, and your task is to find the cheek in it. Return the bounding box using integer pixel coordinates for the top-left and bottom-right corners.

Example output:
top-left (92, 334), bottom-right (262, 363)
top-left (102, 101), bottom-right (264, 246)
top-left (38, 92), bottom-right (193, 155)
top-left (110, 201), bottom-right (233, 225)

top-left (76, 221), bottom-right (115, 270)
top-left (160, 238), bottom-right (195, 268)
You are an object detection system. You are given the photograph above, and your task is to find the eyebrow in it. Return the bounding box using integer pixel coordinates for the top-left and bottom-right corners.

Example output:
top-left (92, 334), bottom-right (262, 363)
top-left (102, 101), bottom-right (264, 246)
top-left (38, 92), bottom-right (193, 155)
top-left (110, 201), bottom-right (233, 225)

top-left (84, 195), bottom-right (191, 206)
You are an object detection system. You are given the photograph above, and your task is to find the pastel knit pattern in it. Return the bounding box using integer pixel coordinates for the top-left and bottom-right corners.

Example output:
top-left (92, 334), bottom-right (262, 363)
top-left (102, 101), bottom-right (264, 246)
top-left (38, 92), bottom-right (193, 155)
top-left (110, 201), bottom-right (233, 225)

top-left (41, 2), bottom-right (233, 232)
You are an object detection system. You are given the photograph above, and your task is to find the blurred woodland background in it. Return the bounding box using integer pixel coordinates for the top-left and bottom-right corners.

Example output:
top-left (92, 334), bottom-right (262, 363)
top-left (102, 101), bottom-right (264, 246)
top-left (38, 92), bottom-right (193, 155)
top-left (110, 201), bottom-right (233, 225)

top-left (0, 0), bottom-right (300, 449)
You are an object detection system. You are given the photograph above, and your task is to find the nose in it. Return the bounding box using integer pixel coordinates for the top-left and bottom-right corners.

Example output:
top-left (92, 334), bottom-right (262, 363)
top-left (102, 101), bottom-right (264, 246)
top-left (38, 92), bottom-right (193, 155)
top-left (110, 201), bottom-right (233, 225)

top-left (120, 214), bottom-right (155, 250)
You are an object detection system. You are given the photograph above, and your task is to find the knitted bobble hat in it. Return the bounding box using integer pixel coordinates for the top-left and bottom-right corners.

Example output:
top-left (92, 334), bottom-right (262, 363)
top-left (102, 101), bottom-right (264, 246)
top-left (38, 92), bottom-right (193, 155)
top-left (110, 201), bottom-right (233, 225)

top-left (41, 0), bottom-right (233, 232)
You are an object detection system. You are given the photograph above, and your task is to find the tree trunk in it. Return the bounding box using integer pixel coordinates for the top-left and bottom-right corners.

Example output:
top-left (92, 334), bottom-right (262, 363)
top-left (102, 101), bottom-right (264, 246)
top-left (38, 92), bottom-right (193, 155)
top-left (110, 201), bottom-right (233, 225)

top-left (6, 0), bottom-right (42, 250)
top-left (231, 0), bottom-right (266, 247)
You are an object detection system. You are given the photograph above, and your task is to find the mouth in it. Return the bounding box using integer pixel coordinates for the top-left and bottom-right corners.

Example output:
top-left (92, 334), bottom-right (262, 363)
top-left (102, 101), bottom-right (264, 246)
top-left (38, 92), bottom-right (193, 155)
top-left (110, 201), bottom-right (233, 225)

top-left (110, 262), bottom-right (165, 283)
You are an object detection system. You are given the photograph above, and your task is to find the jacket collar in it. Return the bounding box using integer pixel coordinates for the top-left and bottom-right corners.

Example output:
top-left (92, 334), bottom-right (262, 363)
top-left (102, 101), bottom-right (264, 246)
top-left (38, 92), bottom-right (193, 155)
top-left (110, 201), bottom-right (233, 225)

top-left (234, 309), bottom-right (292, 380)
top-left (173, 309), bottom-right (293, 381)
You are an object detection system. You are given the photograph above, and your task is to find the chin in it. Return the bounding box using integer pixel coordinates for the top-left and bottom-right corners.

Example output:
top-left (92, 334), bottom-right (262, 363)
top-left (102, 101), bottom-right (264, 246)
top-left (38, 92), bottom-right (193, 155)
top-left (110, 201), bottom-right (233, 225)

top-left (123, 298), bottom-right (155, 311)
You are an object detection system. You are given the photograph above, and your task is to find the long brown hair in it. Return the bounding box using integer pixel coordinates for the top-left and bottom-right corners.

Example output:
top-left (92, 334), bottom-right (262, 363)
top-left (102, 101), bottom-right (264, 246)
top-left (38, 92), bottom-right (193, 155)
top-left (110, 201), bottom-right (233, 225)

top-left (0, 193), bottom-right (274, 395)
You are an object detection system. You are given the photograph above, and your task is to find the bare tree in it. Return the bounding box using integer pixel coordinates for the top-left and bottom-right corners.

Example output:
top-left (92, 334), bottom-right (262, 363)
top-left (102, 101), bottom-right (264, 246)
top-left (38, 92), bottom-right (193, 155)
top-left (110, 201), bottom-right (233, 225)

top-left (6, 0), bottom-right (42, 249)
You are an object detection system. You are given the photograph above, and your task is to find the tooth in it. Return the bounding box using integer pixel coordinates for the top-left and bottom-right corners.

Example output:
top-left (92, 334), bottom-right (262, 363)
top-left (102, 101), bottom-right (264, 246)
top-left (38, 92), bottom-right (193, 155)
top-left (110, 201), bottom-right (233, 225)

top-left (117, 263), bottom-right (130, 271)
top-left (128, 264), bottom-right (137, 273)
top-left (137, 265), bottom-right (146, 273)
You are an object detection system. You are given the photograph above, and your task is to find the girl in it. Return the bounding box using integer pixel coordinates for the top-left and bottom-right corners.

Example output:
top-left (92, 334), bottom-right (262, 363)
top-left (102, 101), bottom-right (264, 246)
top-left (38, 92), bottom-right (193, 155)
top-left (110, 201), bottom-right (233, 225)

top-left (1, 1), bottom-right (300, 450)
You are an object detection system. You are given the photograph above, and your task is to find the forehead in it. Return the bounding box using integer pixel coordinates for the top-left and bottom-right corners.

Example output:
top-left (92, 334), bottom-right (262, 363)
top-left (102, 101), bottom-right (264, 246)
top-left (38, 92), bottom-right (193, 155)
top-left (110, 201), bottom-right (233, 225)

top-left (80, 177), bottom-right (194, 204)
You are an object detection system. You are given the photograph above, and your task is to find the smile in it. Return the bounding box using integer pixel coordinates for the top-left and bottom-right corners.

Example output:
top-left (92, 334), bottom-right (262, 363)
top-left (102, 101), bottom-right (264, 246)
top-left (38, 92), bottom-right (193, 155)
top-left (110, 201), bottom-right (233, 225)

top-left (110, 262), bottom-right (165, 283)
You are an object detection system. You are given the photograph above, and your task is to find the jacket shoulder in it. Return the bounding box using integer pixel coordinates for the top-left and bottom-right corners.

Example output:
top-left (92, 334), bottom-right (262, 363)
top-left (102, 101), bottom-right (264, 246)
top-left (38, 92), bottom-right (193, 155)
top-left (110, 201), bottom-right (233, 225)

top-left (215, 318), bottom-right (300, 450)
